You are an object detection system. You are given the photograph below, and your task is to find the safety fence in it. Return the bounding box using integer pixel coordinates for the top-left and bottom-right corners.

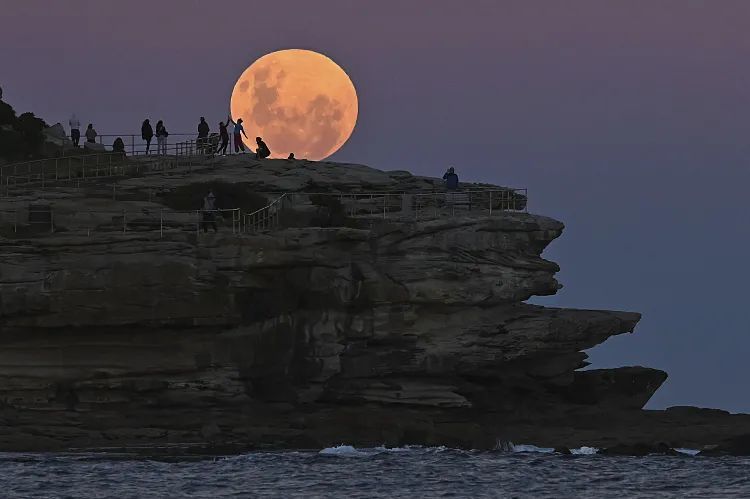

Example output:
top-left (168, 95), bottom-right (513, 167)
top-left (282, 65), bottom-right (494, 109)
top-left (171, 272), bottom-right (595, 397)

top-left (0, 188), bottom-right (527, 238)
top-left (241, 189), bottom-right (527, 232)
top-left (0, 153), bottom-right (216, 196)
top-left (80, 134), bottom-right (195, 156)
top-left (64, 133), bottom-right (246, 157)
top-left (0, 205), bottom-right (241, 237)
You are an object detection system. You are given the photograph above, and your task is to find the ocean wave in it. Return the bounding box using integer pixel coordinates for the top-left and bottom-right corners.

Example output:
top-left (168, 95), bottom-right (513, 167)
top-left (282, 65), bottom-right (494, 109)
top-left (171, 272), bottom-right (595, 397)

top-left (570, 446), bottom-right (599, 455)
top-left (318, 445), bottom-right (441, 457)
top-left (509, 443), bottom-right (600, 455)
top-left (675, 448), bottom-right (700, 456)
top-left (512, 444), bottom-right (555, 454)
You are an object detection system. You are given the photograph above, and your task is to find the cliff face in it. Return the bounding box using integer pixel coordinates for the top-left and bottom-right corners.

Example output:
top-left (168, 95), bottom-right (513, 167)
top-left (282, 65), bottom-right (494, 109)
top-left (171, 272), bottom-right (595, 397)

top-left (0, 158), bottom-right (745, 452)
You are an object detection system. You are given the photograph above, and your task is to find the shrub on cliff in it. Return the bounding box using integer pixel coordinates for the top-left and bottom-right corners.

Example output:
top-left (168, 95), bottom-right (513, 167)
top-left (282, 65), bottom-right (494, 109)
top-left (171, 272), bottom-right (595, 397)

top-left (0, 99), bottom-right (48, 161)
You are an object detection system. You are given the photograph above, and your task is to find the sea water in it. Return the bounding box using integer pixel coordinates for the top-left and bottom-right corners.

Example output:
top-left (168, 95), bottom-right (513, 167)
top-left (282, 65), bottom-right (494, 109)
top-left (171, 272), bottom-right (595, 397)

top-left (0, 445), bottom-right (748, 498)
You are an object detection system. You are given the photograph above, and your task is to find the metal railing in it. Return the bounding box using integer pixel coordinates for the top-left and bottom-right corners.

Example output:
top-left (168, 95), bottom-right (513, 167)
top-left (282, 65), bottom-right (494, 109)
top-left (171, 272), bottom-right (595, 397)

top-left (240, 188), bottom-right (527, 233)
top-left (0, 204), bottom-right (241, 238)
top-left (68, 132), bottom-right (244, 157)
top-left (242, 194), bottom-right (288, 232)
top-left (0, 151), bottom-right (219, 196)
top-left (81, 133), bottom-right (195, 156)
top-left (291, 189), bottom-right (526, 219)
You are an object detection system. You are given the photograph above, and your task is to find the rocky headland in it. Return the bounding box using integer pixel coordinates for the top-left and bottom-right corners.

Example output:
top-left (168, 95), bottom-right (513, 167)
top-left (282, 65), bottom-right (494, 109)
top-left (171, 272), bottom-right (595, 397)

top-left (1, 154), bottom-right (749, 455)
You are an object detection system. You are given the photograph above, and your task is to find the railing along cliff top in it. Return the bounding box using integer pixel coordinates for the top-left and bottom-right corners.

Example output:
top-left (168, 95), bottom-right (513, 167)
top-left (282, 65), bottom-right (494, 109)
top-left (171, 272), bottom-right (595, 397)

top-left (1, 188), bottom-right (528, 238)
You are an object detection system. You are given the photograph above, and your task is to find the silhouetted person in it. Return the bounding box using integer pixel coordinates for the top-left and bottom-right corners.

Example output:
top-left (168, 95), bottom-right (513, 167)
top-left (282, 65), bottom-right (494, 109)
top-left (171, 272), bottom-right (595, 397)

top-left (202, 190), bottom-right (218, 233)
top-left (218, 121), bottom-right (229, 155)
top-left (443, 167), bottom-right (459, 191)
top-left (141, 119), bottom-right (154, 154)
top-left (69, 114), bottom-right (81, 147)
top-left (197, 117), bottom-right (209, 153)
top-left (155, 120), bottom-right (168, 155)
top-left (85, 123), bottom-right (97, 143)
top-left (287, 152), bottom-right (295, 160)
top-left (255, 137), bottom-right (270, 159)
top-left (231, 117), bottom-right (248, 153)
top-left (112, 137), bottom-right (125, 155)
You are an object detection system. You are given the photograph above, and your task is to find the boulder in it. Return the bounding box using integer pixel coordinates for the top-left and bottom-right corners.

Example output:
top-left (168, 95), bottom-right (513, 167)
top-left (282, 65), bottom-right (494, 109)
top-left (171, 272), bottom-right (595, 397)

top-left (84, 141), bottom-right (106, 152)
top-left (698, 434), bottom-right (750, 456)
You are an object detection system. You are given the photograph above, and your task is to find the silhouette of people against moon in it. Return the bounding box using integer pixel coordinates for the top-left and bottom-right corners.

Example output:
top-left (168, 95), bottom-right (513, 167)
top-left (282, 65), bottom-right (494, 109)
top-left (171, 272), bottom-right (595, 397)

top-left (255, 137), bottom-right (271, 159)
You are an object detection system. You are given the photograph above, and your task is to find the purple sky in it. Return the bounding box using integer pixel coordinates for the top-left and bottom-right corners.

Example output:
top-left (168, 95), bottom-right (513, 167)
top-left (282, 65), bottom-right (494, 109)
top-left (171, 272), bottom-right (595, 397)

top-left (3, 0), bottom-right (750, 411)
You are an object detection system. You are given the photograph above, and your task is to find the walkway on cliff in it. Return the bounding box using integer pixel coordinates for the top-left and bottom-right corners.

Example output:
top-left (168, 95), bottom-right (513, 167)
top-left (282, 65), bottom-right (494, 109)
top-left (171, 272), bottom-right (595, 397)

top-left (0, 151), bottom-right (528, 239)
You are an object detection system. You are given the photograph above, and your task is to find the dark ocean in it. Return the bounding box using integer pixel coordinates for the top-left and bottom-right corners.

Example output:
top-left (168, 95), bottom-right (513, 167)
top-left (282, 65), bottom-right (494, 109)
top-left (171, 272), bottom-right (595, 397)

top-left (1, 445), bottom-right (747, 498)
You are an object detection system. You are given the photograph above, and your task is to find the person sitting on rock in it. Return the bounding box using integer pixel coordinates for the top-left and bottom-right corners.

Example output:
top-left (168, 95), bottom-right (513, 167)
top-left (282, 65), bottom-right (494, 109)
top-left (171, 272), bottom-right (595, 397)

top-left (443, 167), bottom-right (459, 191)
top-left (85, 123), bottom-right (97, 143)
top-left (255, 137), bottom-right (271, 159)
top-left (112, 137), bottom-right (126, 155)
top-left (287, 152), bottom-right (295, 161)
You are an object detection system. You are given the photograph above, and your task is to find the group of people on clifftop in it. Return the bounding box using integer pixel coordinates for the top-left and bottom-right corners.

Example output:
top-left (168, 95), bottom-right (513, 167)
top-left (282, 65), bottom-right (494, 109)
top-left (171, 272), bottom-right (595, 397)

top-left (67, 113), bottom-right (273, 159)
top-left (198, 115), bottom-right (271, 159)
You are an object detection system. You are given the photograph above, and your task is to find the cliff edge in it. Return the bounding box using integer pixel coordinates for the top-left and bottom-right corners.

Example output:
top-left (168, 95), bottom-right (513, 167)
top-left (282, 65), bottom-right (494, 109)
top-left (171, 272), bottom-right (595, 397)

top-left (0, 156), bottom-right (748, 453)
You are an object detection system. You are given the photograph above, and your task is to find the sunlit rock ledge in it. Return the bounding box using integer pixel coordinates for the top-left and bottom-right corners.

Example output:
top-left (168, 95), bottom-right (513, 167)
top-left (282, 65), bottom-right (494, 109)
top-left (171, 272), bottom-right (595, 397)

top-left (0, 156), bottom-right (749, 454)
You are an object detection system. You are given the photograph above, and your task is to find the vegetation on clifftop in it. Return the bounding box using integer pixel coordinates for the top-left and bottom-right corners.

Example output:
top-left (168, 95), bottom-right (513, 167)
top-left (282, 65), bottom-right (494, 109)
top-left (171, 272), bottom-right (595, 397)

top-left (0, 98), bottom-right (48, 162)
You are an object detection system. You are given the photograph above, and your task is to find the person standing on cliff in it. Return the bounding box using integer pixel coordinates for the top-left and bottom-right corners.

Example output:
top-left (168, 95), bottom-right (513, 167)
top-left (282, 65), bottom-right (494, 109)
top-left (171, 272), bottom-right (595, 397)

top-left (155, 120), bottom-right (168, 155)
top-left (218, 121), bottom-right (229, 155)
top-left (229, 116), bottom-right (248, 153)
top-left (69, 114), bottom-right (81, 147)
top-left (202, 190), bottom-right (218, 233)
top-left (141, 119), bottom-right (154, 154)
top-left (443, 166), bottom-right (459, 205)
top-left (443, 167), bottom-right (459, 191)
top-left (197, 117), bottom-right (210, 153)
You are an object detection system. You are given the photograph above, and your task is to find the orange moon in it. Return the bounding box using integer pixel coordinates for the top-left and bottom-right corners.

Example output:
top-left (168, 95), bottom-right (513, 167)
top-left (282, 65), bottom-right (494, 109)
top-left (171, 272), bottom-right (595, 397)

top-left (230, 49), bottom-right (358, 161)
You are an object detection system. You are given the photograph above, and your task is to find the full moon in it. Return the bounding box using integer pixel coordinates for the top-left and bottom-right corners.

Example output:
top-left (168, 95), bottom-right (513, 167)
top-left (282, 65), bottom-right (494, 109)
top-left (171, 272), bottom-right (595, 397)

top-left (230, 49), bottom-right (358, 161)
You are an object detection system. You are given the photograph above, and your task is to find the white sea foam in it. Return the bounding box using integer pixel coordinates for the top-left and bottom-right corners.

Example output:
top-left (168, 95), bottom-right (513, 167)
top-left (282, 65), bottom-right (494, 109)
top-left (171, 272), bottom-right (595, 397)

top-left (570, 446), bottom-right (599, 455)
top-left (319, 445), bottom-right (427, 456)
top-left (319, 445), bottom-right (370, 456)
top-left (675, 448), bottom-right (700, 456)
top-left (512, 444), bottom-right (555, 454)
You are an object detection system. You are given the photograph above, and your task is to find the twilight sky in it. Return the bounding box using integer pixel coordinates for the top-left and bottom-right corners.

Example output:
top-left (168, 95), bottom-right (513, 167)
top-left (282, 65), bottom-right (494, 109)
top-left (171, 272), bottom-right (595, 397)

top-left (2, 0), bottom-right (749, 411)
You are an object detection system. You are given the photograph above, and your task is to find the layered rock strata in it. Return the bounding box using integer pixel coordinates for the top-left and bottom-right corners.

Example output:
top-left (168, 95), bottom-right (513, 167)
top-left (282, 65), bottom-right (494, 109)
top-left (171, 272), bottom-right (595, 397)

top-left (0, 157), bottom-right (747, 452)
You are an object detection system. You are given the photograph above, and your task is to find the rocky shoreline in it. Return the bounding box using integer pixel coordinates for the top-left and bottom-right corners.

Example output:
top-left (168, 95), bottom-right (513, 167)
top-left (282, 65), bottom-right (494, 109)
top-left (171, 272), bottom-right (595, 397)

top-left (1, 156), bottom-right (749, 455)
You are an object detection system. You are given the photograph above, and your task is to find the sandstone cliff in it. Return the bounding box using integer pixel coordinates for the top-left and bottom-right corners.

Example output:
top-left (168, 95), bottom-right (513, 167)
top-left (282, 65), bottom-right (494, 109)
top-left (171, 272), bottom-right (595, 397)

top-left (0, 156), bottom-right (748, 452)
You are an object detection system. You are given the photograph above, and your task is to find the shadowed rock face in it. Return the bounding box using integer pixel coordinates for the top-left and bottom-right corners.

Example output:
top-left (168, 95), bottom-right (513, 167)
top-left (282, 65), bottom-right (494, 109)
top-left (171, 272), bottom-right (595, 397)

top-left (0, 160), bottom-right (747, 453)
